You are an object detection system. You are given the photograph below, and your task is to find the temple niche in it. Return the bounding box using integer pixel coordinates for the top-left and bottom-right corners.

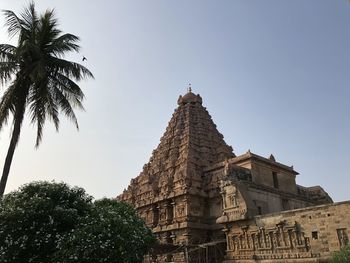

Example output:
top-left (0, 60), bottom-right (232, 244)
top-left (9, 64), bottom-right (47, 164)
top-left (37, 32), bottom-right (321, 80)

top-left (117, 89), bottom-right (349, 263)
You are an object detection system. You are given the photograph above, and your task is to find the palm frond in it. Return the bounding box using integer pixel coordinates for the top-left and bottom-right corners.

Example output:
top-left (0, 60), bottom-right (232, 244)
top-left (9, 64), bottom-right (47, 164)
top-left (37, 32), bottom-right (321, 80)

top-left (0, 62), bottom-right (18, 85)
top-left (52, 83), bottom-right (84, 110)
top-left (52, 87), bottom-right (79, 130)
top-left (48, 34), bottom-right (80, 56)
top-left (14, 2), bottom-right (40, 54)
top-left (0, 84), bottom-right (16, 131)
top-left (21, 2), bottom-right (38, 35)
top-left (49, 57), bottom-right (94, 81)
top-left (45, 86), bottom-right (60, 131)
top-left (33, 102), bottom-right (45, 148)
top-left (50, 73), bottom-right (85, 98)
top-left (2, 9), bottom-right (23, 38)
top-left (38, 9), bottom-right (61, 51)
top-left (28, 80), bottom-right (48, 147)
top-left (0, 44), bottom-right (16, 58)
top-left (0, 80), bottom-right (27, 132)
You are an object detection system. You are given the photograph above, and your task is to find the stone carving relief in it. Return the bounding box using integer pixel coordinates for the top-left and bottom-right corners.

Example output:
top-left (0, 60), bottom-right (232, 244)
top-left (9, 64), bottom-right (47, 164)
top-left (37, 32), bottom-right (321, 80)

top-left (220, 180), bottom-right (243, 210)
top-left (159, 207), bottom-right (167, 222)
top-left (216, 179), bottom-right (249, 224)
top-left (176, 204), bottom-right (185, 217)
top-left (227, 221), bottom-right (311, 260)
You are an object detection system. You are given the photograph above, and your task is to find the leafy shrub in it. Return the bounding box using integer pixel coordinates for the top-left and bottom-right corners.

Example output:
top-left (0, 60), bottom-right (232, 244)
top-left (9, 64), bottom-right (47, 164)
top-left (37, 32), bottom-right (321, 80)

top-left (0, 181), bottom-right (92, 262)
top-left (54, 199), bottom-right (156, 263)
top-left (0, 182), bottom-right (156, 263)
top-left (330, 245), bottom-right (350, 263)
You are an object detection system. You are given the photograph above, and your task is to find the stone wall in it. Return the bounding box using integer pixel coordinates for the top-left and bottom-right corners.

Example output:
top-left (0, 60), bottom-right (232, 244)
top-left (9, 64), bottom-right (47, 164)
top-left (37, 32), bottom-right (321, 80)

top-left (222, 201), bottom-right (350, 262)
top-left (206, 158), bottom-right (330, 220)
top-left (232, 152), bottom-right (298, 194)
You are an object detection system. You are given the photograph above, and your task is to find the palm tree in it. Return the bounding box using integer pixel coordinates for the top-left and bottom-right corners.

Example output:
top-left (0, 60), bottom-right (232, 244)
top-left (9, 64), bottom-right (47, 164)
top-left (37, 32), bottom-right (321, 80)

top-left (0, 3), bottom-right (94, 196)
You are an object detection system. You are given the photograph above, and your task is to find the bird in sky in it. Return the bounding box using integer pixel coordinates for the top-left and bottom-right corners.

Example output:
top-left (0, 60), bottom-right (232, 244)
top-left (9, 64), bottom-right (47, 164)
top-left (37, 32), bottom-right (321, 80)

top-left (82, 56), bottom-right (87, 61)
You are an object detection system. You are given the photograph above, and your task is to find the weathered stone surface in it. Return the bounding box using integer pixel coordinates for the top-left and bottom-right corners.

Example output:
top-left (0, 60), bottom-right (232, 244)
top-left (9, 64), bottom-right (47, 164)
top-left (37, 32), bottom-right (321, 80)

top-left (221, 201), bottom-right (350, 263)
top-left (117, 91), bottom-right (346, 263)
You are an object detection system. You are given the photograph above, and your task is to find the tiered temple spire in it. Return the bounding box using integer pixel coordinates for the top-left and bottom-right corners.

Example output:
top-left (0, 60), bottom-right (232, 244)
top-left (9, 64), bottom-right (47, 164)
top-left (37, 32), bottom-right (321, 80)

top-left (120, 90), bottom-right (234, 204)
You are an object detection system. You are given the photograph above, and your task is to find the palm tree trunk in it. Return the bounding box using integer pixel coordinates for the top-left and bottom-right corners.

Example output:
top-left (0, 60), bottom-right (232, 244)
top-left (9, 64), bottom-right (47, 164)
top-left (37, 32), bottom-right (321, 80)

top-left (0, 117), bottom-right (22, 197)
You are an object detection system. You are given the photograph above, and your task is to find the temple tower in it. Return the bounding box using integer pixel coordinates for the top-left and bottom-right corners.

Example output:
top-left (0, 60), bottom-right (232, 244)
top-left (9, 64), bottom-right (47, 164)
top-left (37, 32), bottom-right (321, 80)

top-left (118, 89), bottom-right (333, 263)
top-left (118, 90), bottom-right (234, 262)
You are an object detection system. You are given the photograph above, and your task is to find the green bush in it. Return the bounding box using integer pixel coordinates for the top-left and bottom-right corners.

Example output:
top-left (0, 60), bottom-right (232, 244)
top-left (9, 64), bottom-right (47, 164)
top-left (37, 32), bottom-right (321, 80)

top-left (330, 245), bottom-right (350, 263)
top-left (0, 181), bottom-right (92, 262)
top-left (54, 199), bottom-right (156, 263)
top-left (0, 181), bottom-right (156, 263)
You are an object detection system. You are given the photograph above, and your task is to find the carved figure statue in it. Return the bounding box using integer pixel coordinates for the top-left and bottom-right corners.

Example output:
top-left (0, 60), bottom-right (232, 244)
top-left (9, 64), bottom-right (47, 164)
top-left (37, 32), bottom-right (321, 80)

top-left (232, 191), bottom-right (238, 207)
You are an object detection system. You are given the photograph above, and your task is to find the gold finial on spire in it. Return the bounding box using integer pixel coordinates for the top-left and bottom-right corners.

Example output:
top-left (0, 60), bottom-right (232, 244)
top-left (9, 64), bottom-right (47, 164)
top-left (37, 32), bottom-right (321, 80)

top-left (188, 83), bottom-right (192, 93)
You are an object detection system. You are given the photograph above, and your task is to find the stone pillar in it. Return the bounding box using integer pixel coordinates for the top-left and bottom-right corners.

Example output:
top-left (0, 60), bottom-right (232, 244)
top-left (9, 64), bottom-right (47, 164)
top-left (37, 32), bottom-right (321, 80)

top-left (223, 227), bottom-right (230, 251)
top-left (220, 187), bottom-right (227, 210)
top-left (184, 196), bottom-right (189, 219)
top-left (172, 199), bottom-right (176, 217)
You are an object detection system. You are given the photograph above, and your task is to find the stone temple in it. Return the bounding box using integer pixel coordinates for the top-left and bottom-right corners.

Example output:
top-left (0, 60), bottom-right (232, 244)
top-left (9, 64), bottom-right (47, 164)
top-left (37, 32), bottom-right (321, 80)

top-left (118, 90), bottom-right (349, 263)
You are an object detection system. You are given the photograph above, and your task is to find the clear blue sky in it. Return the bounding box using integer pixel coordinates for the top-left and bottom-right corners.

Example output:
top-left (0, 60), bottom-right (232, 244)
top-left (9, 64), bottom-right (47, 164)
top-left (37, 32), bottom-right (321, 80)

top-left (0, 0), bottom-right (349, 201)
